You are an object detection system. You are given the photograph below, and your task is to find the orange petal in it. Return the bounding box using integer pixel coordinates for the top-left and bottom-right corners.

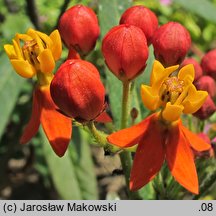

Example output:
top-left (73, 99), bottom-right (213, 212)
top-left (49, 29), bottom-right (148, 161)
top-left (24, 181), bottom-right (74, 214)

top-left (95, 112), bottom-right (112, 123)
top-left (38, 86), bottom-right (72, 157)
top-left (180, 124), bottom-right (211, 151)
top-left (130, 119), bottom-right (165, 191)
top-left (20, 89), bottom-right (41, 144)
top-left (107, 114), bottom-right (154, 148)
top-left (166, 124), bottom-right (199, 194)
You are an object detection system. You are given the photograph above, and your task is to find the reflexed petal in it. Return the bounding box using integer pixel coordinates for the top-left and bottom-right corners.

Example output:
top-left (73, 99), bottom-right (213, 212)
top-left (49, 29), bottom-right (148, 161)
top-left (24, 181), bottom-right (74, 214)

top-left (162, 102), bottom-right (184, 122)
top-left (178, 64), bottom-right (194, 82)
top-left (182, 85), bottom-right (208, 114)
top-left (130, 118), bottom-right (165, 191)
top-left (10, 59), bottom-right (36, 78)
top-left (180, 124), bottom-right (211, 151)
top-left (166, 124), bottom-right (199, 194)
top-left (107, 114), bottom-right (154, 148)
top-left (95, 112), bottom-right (112, 123)
top-left (141, 85), bottom-right (160, 110)
top-left (4, 44), bottom-right (17, 59)
top-left (20, 89), bottom-right (41, 144)
top-left (49, 30), bottom-right (62, 60)
top-left (39, 86), bottom-right (72, 157)
top-left (37, 49), bottom-right (55, 73)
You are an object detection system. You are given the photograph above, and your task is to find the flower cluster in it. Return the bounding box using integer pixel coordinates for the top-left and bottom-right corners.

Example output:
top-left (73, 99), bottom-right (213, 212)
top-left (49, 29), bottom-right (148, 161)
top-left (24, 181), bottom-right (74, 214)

top-left (108, 61), bottom-right (209, 194)
top-left (4, 3), bottom-right (213, 197)
top-left (4, 29), bottom-right (72, 157)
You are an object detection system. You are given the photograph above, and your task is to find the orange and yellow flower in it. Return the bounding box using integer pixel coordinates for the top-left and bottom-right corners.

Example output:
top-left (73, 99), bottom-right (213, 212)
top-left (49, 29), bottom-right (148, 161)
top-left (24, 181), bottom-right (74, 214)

top-left (4, 28), bottom-right (72, 157)
top-left (4, 28), bottom-right (61, 78)
top-left (108, 60), bottom-right (210, 194)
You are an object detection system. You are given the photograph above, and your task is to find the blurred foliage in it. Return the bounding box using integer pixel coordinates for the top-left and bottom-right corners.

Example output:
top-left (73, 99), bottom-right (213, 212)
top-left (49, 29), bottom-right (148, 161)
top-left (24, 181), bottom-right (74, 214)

top-left (0, 0), bottom-right (216, 200)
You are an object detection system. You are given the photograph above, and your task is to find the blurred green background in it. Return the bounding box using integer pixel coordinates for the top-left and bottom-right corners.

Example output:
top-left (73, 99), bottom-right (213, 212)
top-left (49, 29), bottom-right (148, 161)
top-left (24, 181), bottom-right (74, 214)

top-left (0, 0), bottom-right (216, 200)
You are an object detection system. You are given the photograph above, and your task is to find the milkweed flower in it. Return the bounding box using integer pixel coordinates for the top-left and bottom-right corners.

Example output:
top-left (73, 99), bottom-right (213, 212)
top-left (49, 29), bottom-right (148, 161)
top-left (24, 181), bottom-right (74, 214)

top-left (108, 60), bottom-right (209, 194)
top-left (4, 28), bottom-right (61, 78)
top-left (4, 28), bottom-right (72, 157)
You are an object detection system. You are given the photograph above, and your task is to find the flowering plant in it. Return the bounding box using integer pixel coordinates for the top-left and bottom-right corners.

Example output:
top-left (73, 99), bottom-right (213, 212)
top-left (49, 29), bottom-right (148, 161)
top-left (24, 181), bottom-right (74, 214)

top-left (1, 0), bottom-right (216, 200)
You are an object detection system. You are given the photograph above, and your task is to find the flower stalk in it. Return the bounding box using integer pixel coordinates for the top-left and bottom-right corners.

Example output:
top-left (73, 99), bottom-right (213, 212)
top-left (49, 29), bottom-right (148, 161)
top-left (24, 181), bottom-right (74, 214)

top-left (120, 81), bottom-right (141, 199)
top-left (87, 121), bottom-right (119, 153)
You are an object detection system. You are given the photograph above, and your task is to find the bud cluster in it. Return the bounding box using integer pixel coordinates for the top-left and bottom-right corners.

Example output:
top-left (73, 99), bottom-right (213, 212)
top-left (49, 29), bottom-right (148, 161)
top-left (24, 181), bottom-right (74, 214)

top-left (53, 3), bottom-right (214, 126)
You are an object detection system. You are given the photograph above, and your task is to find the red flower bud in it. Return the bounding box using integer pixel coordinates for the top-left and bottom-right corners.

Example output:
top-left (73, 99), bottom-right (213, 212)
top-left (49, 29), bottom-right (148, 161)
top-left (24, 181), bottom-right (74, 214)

top-left (102, 24), bottom-right (149, 82)
top-left (194, 75), bottom-right (216, 98)
top-left (180, 58), bottom-right (202, 81)
top-left (58, 5), bottom-right (100, 55)
top-left (119, 5), bottom-right (158, 45)
top-left (152, 22), bottom-right (191, 66)
top-left (201, 49), bottom-right (216, 80)
top-left (50, 59), bottom-right (106, 122)
top-left (193, 95), bottom-right (216, 120)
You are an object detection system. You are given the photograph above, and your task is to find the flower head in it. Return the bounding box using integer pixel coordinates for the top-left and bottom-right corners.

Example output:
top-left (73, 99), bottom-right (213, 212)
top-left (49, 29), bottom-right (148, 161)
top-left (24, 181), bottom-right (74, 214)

top-left (107, 60), bottom-right (210, 194)
top-left (4, 28), bottom-right (61, 78)
top-left (141, 60), bottom-right (208, 122)
top-left (152, 22), bottom-right (191, 66)
top-left (58, 4), bottom-right (100, 55)
top-left (102, 24), bottom-right (149, 82)
top-left (120, 5), bottom-right (158, 45)
top-left (4, 29), bottom-right (72, 157)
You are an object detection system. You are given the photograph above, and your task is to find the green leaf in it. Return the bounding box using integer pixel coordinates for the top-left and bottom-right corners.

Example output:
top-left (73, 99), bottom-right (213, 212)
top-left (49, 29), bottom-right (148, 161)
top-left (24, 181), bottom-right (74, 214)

top-left (69, 127), bottom-right (98, 199)
top-left (98, 0), bottom-right (132, 129)
top-left (0, 55), bottom-right (25, 140)
top-left (173, 0), bottom-right (216, 23)
top-left (98, 0), bottom-right (132, 37)
top-left (40, 126), bottom-right (98, 199)
top-left (40, 128), bottom-right (82, 199)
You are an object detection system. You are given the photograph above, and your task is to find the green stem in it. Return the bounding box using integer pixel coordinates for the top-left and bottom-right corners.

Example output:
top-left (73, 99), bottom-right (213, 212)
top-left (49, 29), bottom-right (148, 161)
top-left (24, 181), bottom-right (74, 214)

top-left (121, 81), bottom-right (130, 128)
top-left (119, 81), bottom-right (141, 199)
top-left (87, 121), bottom-right (119, 153)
